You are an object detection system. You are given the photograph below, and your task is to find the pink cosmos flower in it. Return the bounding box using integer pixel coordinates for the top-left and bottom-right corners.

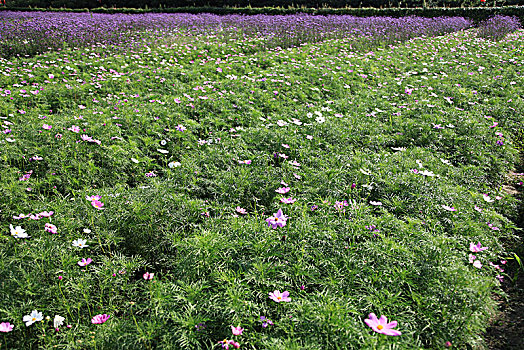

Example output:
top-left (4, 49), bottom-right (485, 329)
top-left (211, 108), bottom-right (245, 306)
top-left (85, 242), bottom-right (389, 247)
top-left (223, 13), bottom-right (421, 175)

top-left (91, 200), bottom-right (104, 210)
top-left (364, 313), bottom-right (401, 336)
top-left (86, 195), bottom-right (101, 201)
top-left (238, 160), bottom-right (251, 165)
top-left (19, 170), bottom-right (33, 181)
top-left (231, 325), bottom-right (244, 336)
top-left (45, 223), bottom-right (58, 234)
top-left (235, 207), bottom-right (247, 215)
top-left (269, 290), bottom-right (291, 303)
top-left (91, 314), bottom-right (110, 324)
top-left (143, 272), bottom-right (154, 280)
top-left (78, 258), bottom-right (92, 267)
top-left (487, 223), bottom-right (499, 231)
top-left (43, 124), bottom-right (52, 130)
top-left (81, 134), bottom-right (92, 141)
top-left (39, 211), bottom-right (54, 218)
top-left (473, 260), bottom-right (482, 269)
top-left (218, 339), bottom-right (239, 349)
top-left (68, 125), bottom-right (80, 133)
top-left (266, 209), bottom-right (287, 229)
top-left (0, 322), bottom-right (14, 332)
top-left (470, 242), bottom-right (488, 253)
top-left (275, 187), bottom-right (290, 194)
top-left (280, 198), bottom-right (297, 204)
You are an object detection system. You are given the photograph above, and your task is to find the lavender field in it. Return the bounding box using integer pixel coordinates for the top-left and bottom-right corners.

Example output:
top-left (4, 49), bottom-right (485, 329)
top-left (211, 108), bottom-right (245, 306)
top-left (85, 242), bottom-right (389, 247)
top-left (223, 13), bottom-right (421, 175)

top-left (0, 10), bottom-right (523, 349)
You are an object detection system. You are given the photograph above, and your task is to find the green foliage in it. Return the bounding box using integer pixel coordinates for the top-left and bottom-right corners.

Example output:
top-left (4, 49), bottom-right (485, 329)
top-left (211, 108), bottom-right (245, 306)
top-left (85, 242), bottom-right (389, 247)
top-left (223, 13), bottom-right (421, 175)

top-left (0, 18), bottom-right (522, 350)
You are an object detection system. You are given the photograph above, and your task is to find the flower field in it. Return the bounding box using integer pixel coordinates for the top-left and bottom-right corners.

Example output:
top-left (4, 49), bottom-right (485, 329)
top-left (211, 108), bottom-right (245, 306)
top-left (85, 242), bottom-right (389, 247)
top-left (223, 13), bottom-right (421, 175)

top-left (0, 11), bottom-right (523, 349)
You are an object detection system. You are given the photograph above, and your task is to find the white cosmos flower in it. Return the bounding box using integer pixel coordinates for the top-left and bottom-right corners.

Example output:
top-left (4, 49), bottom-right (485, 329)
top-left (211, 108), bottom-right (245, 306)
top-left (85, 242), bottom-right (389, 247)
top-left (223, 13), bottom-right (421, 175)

top-left (483, 194), bottom-right (494, 203)
top-left (53, 315), bottom-right (65, 328)
top-left (168, 161), bottom-right (181, 168)
top-left (23, 310), bottom-right (43, 326)
top-left (10, 224), bottom-right (29, 238)
top-left (419, 170), bottom-right (435, 177)
top-left (442, 205), bottom-right (457, 211)
top-left (83, 228), bottom-right (91, 233)
top-left (72, 239), bottom-right (89, 249)
top-left (370, 201), bottom-right (382, 206)
top-left (157, 149), bottom-right (169, 154)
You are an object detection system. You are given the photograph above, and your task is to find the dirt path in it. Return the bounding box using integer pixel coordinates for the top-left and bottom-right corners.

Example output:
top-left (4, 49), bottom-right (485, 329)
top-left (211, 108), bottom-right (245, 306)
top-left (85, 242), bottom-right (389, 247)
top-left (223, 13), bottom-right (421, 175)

top-left (485, 167), bottom-right (524, 349)
top-left (485, 271), bottom-right (524, 350)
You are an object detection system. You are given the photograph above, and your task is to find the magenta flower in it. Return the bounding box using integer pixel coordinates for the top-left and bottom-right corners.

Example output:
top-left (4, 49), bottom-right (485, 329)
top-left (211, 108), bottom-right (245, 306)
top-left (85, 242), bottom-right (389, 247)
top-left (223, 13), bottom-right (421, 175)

top-left (218, 339), bottom-right (239, 349)
top-left (364, 313), bottom-right (401, 336)
top-left (266, 209), bottom-right (287, 229)
top-left (275, 187), bottom-right (290, 194)
top-left (91, 314), bottom-right (110, 324)
top-left (260, 316), bottom-right (273, 328)
top-left (231, 325), bottom-right (244, 336)
top-left (78, 258), bottom-right (92, 267)
top-left (143, 272), bottom-right (154, 280)
top-left (42, 124), bottom-right (52, 130)
top-left (269, 290), bottom-right (291, 303)
top-left (44, 223), bottom-right (58, 234)
top-left (91, 200), bottom-right (104, 210)
top-left (19, 170), bottom-right (33, 181)
top-left (86, 195), bottom-right (101, 201)
top-left (0, 322), bottom-right (14, 332)
top-left (470, 242), bottom-right (488, 253)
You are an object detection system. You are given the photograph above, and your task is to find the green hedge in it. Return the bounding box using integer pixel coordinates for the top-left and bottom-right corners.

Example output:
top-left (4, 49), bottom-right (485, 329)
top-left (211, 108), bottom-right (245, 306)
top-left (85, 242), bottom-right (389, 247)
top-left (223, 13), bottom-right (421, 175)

top-left (1, 5), bottom-right (523, 24)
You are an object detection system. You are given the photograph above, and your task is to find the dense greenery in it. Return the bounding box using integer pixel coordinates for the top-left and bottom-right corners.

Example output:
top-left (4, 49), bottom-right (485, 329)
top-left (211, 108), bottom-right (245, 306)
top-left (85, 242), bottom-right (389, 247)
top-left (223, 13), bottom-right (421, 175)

top-left (0, 12), bottom-right (523, 349)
